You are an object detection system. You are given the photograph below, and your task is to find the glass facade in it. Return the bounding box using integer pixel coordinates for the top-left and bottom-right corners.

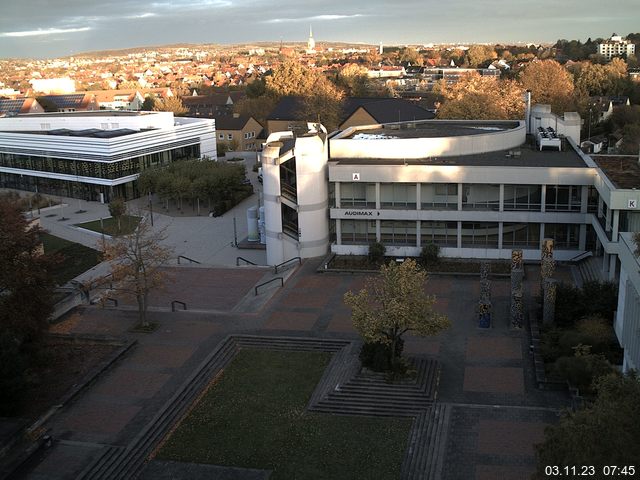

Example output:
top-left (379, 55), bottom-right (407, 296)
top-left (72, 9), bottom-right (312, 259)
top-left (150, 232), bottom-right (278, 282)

top-left (421, 183), bottom-right (457, 209)
top-left (420, 221), bottom-right (458, 247)
top-left (380, 220), bottom-right (415, 245)
top-left (380, 183), bottom-right (417, 209)
top-left (502, 222), bottom-right (540, 248)
top-left (339, 182), bottom-right (376, 208)
top-left (545, 185), bottom-right (581, 212)
top-left (462, 184), bottom-right (500, 211)
top-left (503, 185), bottom-right (542, 211)
top-left (461, 222), bottom-right (500, 248)
top-left (544, 223), bottom-right (580, 249)
top-left (341, 220), bottom-right (376, 244)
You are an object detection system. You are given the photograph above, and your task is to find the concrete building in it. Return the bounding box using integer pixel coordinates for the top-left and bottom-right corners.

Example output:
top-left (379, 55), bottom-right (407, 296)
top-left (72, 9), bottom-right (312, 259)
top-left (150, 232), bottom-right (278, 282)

top-left (261, 107), bottom-right (640, 373)
top-left (598, 34), bottom-right (636, 60)
top-left (0, 110), bottom-right (216, 202)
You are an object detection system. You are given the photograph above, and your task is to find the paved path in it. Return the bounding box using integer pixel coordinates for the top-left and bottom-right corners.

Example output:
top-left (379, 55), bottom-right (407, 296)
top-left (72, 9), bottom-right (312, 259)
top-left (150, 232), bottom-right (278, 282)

top-left (17, 260), bottom-right (570, 480)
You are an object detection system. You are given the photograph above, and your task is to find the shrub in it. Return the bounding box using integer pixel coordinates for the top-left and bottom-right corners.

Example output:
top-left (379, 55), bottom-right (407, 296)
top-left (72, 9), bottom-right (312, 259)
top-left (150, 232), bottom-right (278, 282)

top-left (554, 283), bottom-right (584, 327)
top-left (360, 338), bottom-right (404, 372)
top-left (368, 241), bottom-right (386, 264)
top-left (0, 333), bottom-right (28, 415)
top-left (419, 242), bottom-right (440, 268)
top-left (551, 348), bottom-right (613, 394)
top-left (581, 281), bottom-right (618, 323)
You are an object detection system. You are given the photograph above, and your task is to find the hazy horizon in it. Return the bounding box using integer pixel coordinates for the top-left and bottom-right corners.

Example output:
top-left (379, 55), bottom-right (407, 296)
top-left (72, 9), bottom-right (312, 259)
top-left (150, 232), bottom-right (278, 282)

top-left (1, 0), bottom-right (639, 59)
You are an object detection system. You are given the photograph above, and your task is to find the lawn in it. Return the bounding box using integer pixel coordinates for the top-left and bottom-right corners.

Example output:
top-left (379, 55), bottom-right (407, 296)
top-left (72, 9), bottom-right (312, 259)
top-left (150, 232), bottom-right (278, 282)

top-left (41, 233), bottom-right (101, 285)
top-left (157, 349), bottom-right (412, 480)
top-left (75, 215), bottom-right (141, 236)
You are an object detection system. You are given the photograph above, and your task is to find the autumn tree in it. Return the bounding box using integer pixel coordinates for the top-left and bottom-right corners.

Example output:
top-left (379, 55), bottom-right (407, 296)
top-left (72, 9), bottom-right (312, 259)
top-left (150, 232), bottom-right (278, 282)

top-left (153, 96), bottom-right (188, 116)
top-left (436, 73), bottom-right (524, 120)
top-left (344, 259), bottom-right (450, 370)
top-left (101, 219), bottom-right (173, 327)
top-left (0, 199), bottom-right (55, 413)
top-left (337, 63), bottom-right (371, 97)
top-left (534, 372), bottom-right (640, 477)
top-left (519, 60), bottom-right (576, 113)
top-left (141, 95), bottom-right (156, 111)
top-left (466, 45), bottom-right (497, 68)
top-left (108, 197), bottom-right (126, 233)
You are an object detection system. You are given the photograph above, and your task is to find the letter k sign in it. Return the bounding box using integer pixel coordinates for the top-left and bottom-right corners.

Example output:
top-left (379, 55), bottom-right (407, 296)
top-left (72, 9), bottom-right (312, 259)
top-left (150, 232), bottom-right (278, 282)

top-left (629, 199), bottom-right (637, 209)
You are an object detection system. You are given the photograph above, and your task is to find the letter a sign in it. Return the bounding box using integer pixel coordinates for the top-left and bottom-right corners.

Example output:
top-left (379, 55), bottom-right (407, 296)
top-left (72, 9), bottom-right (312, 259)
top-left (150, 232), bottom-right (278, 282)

top-left (352, 173), bottom-right (360, 181)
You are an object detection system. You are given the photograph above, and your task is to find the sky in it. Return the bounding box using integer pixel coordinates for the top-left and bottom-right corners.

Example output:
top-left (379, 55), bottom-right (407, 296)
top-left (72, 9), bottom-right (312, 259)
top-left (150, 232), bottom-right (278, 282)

top-left (0, 0), bottom-right (638, 59)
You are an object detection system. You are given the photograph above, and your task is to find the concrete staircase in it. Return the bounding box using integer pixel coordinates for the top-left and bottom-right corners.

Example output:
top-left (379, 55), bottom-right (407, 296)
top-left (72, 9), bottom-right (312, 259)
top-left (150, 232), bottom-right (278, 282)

top-left (401, 403), bottom-right (452, 480)
top-left (577, 256), bottom-right (604, 284)
top-left (309, 357), bottom-right (440, 417)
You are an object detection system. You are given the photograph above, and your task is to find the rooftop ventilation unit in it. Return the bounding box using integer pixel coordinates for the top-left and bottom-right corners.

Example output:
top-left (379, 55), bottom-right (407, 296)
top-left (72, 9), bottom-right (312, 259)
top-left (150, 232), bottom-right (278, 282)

top-left (536, 127), bottom-right (561, 151)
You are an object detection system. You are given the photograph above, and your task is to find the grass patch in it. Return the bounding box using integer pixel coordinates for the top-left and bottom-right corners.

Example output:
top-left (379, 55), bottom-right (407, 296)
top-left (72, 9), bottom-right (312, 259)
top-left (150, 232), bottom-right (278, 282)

top-left (75, 215), bottom-right (141, 236)
top-left (157, 349), bottom-right (411, 479)
top-left (42, 233), bottom-right (101, 285)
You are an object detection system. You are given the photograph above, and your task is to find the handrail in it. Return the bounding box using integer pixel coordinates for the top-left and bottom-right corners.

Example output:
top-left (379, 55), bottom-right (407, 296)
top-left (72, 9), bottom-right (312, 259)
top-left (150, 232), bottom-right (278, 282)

top-left (274, 256), bottom-right (301, 274)
top-left (568, 251), bottom-right (593, 263)
top-left (171, 300), bottom-right (187, 311)
top-left (255, 277), bottom-right (283, 295)
top-left (236, 256), bottom-right (258, 266)
top-left (177, 255), bottom-right (201, 265)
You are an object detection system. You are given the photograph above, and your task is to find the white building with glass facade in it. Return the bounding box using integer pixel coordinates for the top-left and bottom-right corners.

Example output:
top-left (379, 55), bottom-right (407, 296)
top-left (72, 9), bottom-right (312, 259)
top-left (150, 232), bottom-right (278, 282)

top-left (261, 107), bottom-right (640, 373)
top-left (0, 110), bottom-right (216, 202)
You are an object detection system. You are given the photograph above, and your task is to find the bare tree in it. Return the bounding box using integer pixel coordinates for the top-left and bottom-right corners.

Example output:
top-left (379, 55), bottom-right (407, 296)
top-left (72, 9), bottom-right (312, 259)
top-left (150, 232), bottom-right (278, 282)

top-left (101, 218), bottom-right (173, 327)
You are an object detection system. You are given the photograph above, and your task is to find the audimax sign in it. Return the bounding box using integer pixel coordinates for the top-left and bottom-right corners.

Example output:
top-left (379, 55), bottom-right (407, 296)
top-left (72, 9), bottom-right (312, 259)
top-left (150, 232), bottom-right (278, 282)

top-left (344, 210), bottom-right (380, 216)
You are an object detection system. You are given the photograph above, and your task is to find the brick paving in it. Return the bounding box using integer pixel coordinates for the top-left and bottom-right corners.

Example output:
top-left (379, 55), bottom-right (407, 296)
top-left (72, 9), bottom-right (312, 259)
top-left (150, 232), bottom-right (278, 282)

top-left (20, 260), bottom-right (571, 480)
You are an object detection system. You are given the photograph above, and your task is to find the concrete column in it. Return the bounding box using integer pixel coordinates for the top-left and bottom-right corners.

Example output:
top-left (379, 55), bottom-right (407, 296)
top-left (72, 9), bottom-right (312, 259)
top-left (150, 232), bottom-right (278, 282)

top-left (457, 221), bottom-right (462, 249)
top-left (498, 222), bottom-right (504, 250)
top-left (539, 224), bottom-right (545, 251)
top-left (499, 184), bottom-right (504, 212)
top-left (458, 183), bottom-right (463, 211)
top-left (598, 196), bottom-right (604, 218)
top-left (612, 210), bottom-right (620, 240)
top-left (376, 219), bottom-right (381, 242)
top-left (580, 185), bottom-right (589, 214)
top-left (540, 185), bottom-right (546, 213)
top-left (375, 183), bottom-right (381, 210)
top-left (416, 183), bottom-right (421, 210)
top-left (336, 219), bottom-right (342, 245)
top-left (416, 220), bottom-right (421, 248)
top-left (579, 224), bottom-right (587, 251)
top-left (335, 182), bottom-right (341, 208)
top-left (602, 252), bottom-right (609, 278)
top-left (605, 206), bottom-right (612, 232)
top-left (609, 254), bottom-right (617, 281)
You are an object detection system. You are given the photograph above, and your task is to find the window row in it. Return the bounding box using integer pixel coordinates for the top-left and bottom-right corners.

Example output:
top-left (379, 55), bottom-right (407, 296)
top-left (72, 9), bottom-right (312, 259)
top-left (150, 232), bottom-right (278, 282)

top-left (336, 183), bottom-right (590, 212)
top-left (339, 220), bottom-right (581, 249)
top-left (0, 146), bottom-right (199, 180)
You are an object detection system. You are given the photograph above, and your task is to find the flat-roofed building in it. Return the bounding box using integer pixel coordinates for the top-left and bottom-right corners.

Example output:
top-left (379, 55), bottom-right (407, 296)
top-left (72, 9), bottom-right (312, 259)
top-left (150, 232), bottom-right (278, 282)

top-left (598, 34), bottom-right (636, 60)
top-left (0, 110), bottom-right (216, 202)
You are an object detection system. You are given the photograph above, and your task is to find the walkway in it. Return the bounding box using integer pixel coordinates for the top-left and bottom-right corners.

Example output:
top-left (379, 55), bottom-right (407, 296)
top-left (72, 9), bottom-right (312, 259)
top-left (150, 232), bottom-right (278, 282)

top-left (15, 260), bottom-right (570, 480)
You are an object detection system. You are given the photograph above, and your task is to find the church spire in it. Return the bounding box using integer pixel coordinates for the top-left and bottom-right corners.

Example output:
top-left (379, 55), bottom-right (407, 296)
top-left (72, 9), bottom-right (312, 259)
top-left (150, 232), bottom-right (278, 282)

top-left (307, 25), bottom-right (316, 53)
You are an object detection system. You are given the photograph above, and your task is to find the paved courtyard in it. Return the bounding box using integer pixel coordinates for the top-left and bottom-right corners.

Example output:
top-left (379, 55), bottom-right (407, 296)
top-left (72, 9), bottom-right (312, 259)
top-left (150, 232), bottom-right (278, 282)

top-left (16, 259), bottom-right (570, 480)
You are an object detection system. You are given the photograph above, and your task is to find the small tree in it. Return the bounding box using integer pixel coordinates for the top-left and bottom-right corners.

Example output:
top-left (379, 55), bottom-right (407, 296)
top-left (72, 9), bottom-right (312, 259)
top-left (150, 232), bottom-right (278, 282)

top-left (534, 372), bottom-right (640, 476)
top-left (344, 259), bottom-right (450, 370)
top-left (101, 219), bottom-right (173, 327)
top-left (368, 241), bottom-right (386, 265)
top-left (419, 242), bottom-right (440, 268)
top-left (108, 197), bottom-right (126, 233)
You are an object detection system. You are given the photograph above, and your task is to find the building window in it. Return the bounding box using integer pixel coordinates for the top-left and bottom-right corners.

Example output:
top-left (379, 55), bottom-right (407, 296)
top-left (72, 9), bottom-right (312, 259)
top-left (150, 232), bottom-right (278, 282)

top-left (341, 220), bottom-right (376, 244)
top-left (380, 220), bottom-right (416, 245)
top-left (218, 133), bottom-right (224, 140)
top-left (502, 223), bottom-right (540, 248)
top-left (421, 221), bottom-right (457, 247)
top-left (340, 182), bottom-right (376, 208)
top-left (544, 223), bottom-right (580, 249)
top-left (281, 204), bottom-right (298, 239)
top-left (462, 184), bottom-right (500, 211)
top-left (421, 183), bottom-right (457, 209)
top-left (503, 185), bottom-right (542, 211)
top-left (545, 185), bottom-right (581, 212)
top-left (279, 157), bottom-right (297, 202)
top-left (461, 222), bottom-right (499, 248)
top-left (380, 183), bottom-right (416, 209)
top-left (227, 134), bottom-right (233, 140)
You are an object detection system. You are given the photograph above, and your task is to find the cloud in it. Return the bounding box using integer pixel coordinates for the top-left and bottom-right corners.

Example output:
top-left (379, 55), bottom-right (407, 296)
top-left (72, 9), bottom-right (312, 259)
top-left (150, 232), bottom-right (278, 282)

top-left (125, 13), bottom-right (157, 19)
top-left (0, 27), bottom-right (91, 38)
top-left (265, 14), bottom-right (366, 24)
